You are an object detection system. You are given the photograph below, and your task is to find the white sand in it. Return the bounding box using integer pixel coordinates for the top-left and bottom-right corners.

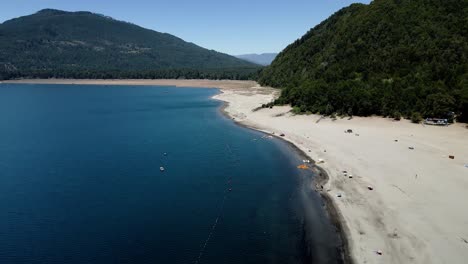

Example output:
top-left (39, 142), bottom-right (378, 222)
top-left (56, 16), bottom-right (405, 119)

top-left (3, 79), bottom-right (257, 89)
top-left (6, 79), bottom-right (468, 263)
top-left (214, 86), bottom-right (468, 264)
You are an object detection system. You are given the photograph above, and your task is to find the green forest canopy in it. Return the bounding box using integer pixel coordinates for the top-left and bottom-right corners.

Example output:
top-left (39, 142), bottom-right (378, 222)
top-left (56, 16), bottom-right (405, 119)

top-left (258, 0), bottom-right (468, 122)
top-left (0, 9), bottom-right (260, 80)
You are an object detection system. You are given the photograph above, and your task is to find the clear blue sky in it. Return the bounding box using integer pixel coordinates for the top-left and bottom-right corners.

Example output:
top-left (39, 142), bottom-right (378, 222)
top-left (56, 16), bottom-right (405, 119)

top-left (0, 0), bottom-right (371, 55)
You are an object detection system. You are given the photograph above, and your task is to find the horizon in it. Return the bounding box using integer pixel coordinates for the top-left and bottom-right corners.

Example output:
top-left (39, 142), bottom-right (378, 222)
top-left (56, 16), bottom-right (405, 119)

top-left (0, 0), bottom-right (371, 55)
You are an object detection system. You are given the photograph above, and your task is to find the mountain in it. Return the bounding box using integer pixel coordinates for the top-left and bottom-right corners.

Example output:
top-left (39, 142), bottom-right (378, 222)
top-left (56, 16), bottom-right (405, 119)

top-left (235, 53), bottom-right (278, 66)
top-left (0, 9), bottom-right (259, 80)
top-left (258, 0), bottom-right (468, 122)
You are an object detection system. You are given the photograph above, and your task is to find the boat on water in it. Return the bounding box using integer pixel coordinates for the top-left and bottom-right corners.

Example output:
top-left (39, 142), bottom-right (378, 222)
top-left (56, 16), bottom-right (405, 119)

top-left (160, 166), bottom-right (165, 172)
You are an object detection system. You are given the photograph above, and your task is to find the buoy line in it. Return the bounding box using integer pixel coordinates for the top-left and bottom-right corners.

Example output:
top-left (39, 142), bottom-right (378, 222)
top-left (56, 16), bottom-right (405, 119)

top-left (194, 192), bottom-right (228, 264)
top-left (194, 143), bottom-right (237, 263)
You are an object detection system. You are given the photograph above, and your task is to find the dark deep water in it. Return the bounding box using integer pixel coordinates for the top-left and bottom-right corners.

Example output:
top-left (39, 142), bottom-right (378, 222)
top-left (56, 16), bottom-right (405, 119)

top-left (0, 84), bottom-right (343, 264)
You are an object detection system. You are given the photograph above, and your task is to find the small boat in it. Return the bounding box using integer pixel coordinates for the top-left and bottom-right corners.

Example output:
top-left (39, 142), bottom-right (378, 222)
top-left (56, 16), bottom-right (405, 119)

top-left (160, 166), bottom-right (165, 172)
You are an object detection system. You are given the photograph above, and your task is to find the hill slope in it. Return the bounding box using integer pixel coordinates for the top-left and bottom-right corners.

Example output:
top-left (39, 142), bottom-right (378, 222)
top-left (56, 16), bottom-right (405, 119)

top-left (258, 0), bottom-right (468, 121)
top-left (235, 53), bottom-right (278, 66)
top-left (0, 9), bottom-right (259, 80)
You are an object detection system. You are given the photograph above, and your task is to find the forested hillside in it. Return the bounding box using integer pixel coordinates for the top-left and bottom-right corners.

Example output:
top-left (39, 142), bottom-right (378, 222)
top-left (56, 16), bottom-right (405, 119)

top-left (0, 9), bottom-right (260, 80)
top-left (258, 0), bottom-right (468, 121)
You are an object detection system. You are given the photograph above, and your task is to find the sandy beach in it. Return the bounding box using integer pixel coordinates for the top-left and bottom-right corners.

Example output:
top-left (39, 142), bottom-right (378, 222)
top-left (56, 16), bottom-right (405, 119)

top-left (5, 79), bottom-right (468, 263)
top-left (3, 79), bottom-right (258, 90)
top-left (214, 85), bottom-right (468, 264)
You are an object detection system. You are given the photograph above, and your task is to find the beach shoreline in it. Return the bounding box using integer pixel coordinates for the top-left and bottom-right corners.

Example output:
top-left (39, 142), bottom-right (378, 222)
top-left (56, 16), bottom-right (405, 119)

top-left (213, 90), bottom-right (354, 264)
top-left (213, 86), bottom-right (468, 264)
top-left (4, 79), bottom-right (468, 264)
top-left (2, 78), bottom-right (258, 89)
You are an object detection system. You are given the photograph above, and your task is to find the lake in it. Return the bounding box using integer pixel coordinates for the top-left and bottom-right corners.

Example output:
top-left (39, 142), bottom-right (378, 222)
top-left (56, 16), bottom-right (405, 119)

top-left (0, 84), bottom-right (343, 263)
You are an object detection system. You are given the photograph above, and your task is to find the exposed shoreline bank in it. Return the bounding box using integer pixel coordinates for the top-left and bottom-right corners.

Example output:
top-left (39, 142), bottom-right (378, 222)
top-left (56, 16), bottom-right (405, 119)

top-left (2, 79), bottom-right (258, 89)
top-left (214, 86), bottom-right (468, 264)
top-left (215, 90), bottom-right (353, 264)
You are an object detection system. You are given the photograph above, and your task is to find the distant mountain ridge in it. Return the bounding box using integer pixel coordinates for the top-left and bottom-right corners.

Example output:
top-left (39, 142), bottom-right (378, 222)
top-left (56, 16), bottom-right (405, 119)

top-left (235, 53), bottom-right (278, 66)
top-left (0, 9), bottom-right (259, 80)
top-left (258, 0), bottom-right (468, 121)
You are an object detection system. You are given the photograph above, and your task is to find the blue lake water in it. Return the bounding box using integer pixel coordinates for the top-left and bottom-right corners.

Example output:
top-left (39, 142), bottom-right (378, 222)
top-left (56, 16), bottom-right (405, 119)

top-left (0, 84), bottom-right (343, 264)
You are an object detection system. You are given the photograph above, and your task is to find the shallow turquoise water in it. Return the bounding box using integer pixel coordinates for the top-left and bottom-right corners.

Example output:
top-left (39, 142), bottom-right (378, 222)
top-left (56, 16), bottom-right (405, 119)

top-left (0, 84), bottom-right (342, 263)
